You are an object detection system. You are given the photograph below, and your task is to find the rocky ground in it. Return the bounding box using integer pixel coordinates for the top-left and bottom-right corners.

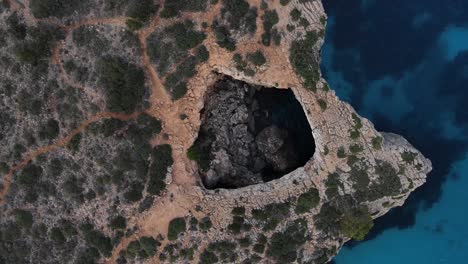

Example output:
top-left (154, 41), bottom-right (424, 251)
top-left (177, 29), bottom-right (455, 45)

top-left (0, 0), bottom-right (431, 264)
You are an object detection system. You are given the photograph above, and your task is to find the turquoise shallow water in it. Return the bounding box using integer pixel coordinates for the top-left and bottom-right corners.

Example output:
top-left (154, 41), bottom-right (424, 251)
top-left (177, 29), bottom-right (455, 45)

top-left (321, 0), bottom-right (468, 263)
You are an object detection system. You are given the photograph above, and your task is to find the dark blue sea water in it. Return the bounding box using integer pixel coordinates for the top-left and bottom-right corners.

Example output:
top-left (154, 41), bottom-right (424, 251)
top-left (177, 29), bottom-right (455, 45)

top-left (321, 0), bottom-right (468, 263)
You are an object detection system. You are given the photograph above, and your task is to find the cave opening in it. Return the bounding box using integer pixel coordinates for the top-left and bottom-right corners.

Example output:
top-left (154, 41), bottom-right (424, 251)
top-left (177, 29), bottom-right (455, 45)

top-left (189, 76), bottom-right (315, 189)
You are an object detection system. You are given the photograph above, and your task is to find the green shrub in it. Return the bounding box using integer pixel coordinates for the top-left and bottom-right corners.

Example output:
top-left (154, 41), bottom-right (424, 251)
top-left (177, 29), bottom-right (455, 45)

top-left (372, 136), bottom-right (383, 150)
top-left (280, 0), bottom-right (291, 6)
top-left (253, 243), bottom-right (265, 254)
top-left (199, 217), bottom-right (212, 231)
top-left (212, 22), bottom-right (236, 51)
top-left (14, 209), bottom-right (33, 228)
top-left (125, 0), bottom-right (158, 23)
top-left (350, 166), bottom-right (369, 192)
top-left (196, 45), bottom-right (210, 62)
top-left (135, 113), bottom-right (162, 140)
top-left (266, 219), bottom-right (308, 263)
top-left (349, 144), bottom-right (363, 153)
top-left (124, 182), bottom-right (144, 202)
top-left (139, 236), bottom-right (160, 257)
top-left (238, 236), bottom-right (251, 247)
top-left (49, 227), bottom-right (66, 243)
top-left (221, 0), bottom-right (250, 30)
top-left (299, 17), bottom-right (310, 27)
top-left (168, 217), bottom-right (186, 241)
top-left (39, 119), bottom-right (60, 140)
top-left (318, 99), bottom-right (327, 111)
top-left (67, 133), bottom-right (82, 152)
top-left (247, 50), bottom-right (266, 66)
top-left (97, 56), bottom-right (146, 114)
top-left (30, 0), bottom-right (90, 19)
top-left (232, 207), bottom-right (246, 215)
top-left (252, 202), bottom-right (290, 231)
top-left (147, 144), bottom-right (173, 195)
top-left (295, 188), bottom-right (320, 214)
top-left (80, 222), bottom-right (113, 257)
top-left (16, 24), bottom-right (63, 66)
top-left (0, 162), bottom-right (9, 174)
top-left (199, 250), bottom-right (218, 264)
top-left (325, 173), bottom-right (342, 198)
top-left (337, 146), bottom-right (346, 158)
top-left (125, 18), bottom-right (143, 31)
top-left (160, 0), bottom-right (207, 18)
top-left (109, 215), bottom-right (127, 230)
top-left (401, 151), bottom-right (417, 164)
top-left (289, 31), bottom-right (320, 90)
top-left (290, 8), bottom-right (301, 21)
top-left (17, 163), bottom-right (43, 187)
top-left (166, 21), bottom-right (206, 51)
top-left (340, 207), bottom-right (373, 241)
top-left (261, 9), bottom-right (279, 46)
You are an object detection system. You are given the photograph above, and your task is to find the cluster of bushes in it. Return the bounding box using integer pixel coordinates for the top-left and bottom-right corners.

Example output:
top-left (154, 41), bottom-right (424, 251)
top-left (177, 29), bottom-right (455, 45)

top-left (200, 240), bottom-right (238, 263)
top-left (38, 118), bottom-right (60, 141)
top-left (164, 47), bottom-right (209, 100)
top-left (315, 195), bottom-right (374, 241)
top-left (168, 217), bottom-right (186, 241)
top-left (325, 172), bottom-right (342, 198)
top-left (261, 9), bottom-right (280, 46)
top-left (228, 215), bottom-right (252, 234)
top-left (73, 26), bottom-right (111, 55)
top-left (266, 219), bottom-right (308, 263)
top-left (252, 202), bottom-right (290, 231)
top-left (97, 56), bottom-right (146, 114)
top-left (147, 21), bottom-right (207, 99)
top-left (317, 99), bottom-right (327, 111)
top-left (295, 188), bottom-right (320, 214)
top-left (340, 207), bottom-right (374, 241)
top-left (352, 160), bottom-right (402, 202)
top-left (289, 31), bottom-right (320, 90)
top-left (349, 113), bottom-right (363, 139)
top-left (148, 21), bottom-right (206, 74)
top-left (79, 222), bottom-right (113, 257)
top-left (232, 50), bottom-right (266, 76)
top-left (15, 24), bottom-right (64, 66)
top-left (125, 0), bottom-right (158, 30)
top-left (220, 0), bottom-right (257, 34)
top-left (372, 136), bottom-right (383, 150)
top-left (160, 0), bottom-right (208, 18)
top-left (212, 21), bottom-right (237, 51)
top-left (120, 236), bottom-right (160, 260)
top-left (147, 144), bottom-right (173, 196)
top-left (30, 0), bottom-right (90, 19)
top-left (159, 242), bottom-right (195, 262)
top-left (401, 151), bottom-right (417, 164)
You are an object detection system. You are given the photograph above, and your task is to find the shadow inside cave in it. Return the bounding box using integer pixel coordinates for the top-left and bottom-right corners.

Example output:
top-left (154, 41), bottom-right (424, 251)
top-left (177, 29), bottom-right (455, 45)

top-left (189, 75), bottom-right (315, 189)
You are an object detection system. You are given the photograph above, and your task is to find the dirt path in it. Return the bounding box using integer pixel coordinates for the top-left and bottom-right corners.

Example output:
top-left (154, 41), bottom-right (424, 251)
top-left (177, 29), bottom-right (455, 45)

top-left (0, 111), bottom-right (141, 204)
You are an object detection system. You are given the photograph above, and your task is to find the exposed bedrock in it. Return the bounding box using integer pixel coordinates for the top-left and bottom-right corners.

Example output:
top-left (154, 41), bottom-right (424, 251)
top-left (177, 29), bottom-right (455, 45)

top-left (190, 76), bottom-right (315, 189)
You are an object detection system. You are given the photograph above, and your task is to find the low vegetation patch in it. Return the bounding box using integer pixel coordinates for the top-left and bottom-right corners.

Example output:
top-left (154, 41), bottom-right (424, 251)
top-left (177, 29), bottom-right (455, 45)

top-left (168, 217), bottom-right (186, 241)
top-left (295, 188), bottom-right (320, 214)
top-left (290, 31), bottom-right (320, 90)
top-left (97, 56), bottom-right (146, 114)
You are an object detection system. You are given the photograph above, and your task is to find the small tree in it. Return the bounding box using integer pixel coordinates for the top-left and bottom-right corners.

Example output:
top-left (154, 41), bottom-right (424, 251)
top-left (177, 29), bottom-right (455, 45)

top-left (14, 209), bottom-right (33, 228)
top-left (340, 207), bottom-right (374, 241)
top-left (168, 217), bottom-right (186, 241)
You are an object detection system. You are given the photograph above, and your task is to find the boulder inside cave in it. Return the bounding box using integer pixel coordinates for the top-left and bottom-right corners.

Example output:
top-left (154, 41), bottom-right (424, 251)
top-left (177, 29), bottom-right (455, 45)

top-left (189, 76), bottom-right (315, 189)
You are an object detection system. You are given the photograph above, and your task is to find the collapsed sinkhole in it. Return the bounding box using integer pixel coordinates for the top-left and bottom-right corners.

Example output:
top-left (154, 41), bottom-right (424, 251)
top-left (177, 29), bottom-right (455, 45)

top-left (189, 76), bottom-right (315, 189)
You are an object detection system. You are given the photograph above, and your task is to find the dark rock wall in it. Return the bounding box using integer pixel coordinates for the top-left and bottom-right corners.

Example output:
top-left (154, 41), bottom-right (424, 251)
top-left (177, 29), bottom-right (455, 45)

top-left (193, 76), bottom-right (315, 189)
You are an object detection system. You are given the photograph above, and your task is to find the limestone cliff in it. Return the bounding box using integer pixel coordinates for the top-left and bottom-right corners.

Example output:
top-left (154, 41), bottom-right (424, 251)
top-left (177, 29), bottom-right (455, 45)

top-left (0, 0), bottom-right (431, 263)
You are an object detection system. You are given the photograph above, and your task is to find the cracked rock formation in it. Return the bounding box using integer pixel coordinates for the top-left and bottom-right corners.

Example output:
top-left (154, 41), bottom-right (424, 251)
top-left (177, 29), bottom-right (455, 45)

top-left (0, 0), bottom-right (432, 263)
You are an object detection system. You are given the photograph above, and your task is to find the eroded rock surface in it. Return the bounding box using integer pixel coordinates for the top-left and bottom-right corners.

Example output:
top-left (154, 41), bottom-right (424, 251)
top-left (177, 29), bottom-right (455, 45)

top-left (192, 76), bottom-right (313, 189)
